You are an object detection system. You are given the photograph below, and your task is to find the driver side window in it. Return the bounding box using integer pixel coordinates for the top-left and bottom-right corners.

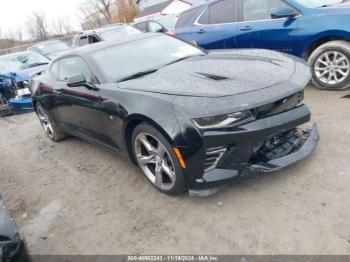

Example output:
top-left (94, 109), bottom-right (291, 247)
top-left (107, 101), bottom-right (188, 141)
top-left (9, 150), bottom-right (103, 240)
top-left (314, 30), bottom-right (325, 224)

top-left (243, 0), bottom-right (288, 21)
top-left (56, 57), bottom-right (92, 83)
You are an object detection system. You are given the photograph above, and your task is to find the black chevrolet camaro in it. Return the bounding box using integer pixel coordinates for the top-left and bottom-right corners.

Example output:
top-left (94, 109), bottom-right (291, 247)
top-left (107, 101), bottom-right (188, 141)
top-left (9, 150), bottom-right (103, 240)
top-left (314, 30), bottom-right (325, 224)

top-left (30, 33), bottom-right (319, 196)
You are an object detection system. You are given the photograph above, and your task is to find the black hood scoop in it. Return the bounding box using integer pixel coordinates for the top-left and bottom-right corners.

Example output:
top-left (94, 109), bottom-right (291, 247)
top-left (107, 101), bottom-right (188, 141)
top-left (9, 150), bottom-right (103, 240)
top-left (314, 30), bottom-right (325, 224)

top-left (192, 72), bottom-right (232, 81)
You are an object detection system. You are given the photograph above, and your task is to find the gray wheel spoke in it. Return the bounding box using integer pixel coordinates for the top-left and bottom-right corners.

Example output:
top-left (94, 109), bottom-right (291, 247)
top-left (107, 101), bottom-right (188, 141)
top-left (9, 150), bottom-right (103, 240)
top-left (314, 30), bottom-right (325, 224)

top-left (318, 60), bottom-right (328, 66)
top-left (162, 162), bottom-right (175, 182)
top-left (337, 69), bottom-right (347, 76)
top-left (319, 71), bottom-right (328, 77)
top-left (38, 115), bottom-right (46, 122)
top-left (325, 53), bottom-right (332, 63)
top-left (139, 135), bottom-right (156, 153)
top-left (137, 154), bottom-right (155, 166)
top-left (336, 56), bottom-right (347, 63)
top-left (157, 144), bottom-right (166, 157)
top-left (154, 165), bottom-right (163, 188)
top-left (334, 73), bottom-right (339, 82)
top-left (327, 73), bottom-right (333, 82)
top-left (47, 124), bottom-right (54, 135)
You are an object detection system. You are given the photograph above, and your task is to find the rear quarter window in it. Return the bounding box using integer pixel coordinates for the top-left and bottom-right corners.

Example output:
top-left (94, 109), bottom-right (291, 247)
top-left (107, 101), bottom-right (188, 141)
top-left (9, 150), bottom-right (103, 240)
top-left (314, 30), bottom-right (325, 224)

top-left (198, 0), bottom-right (236, 25)
top-left (175, 7), bottom-right (201, 29)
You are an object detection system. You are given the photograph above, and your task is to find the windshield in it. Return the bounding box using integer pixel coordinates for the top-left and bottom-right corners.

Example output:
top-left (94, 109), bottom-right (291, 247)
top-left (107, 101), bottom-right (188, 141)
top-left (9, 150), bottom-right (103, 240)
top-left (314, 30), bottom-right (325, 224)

top-left (99, 25), bottom-right (141, 40)
top-left (91, 35), bottom-right (204, 82)
top-left (0, 51), bottom-right (49, 73)
top-left (295, 0), bottom-right (344, 7)
top-left (36, 41), bottom-right (70, 56)
top-left (153, 15), bottom-right (179, 30)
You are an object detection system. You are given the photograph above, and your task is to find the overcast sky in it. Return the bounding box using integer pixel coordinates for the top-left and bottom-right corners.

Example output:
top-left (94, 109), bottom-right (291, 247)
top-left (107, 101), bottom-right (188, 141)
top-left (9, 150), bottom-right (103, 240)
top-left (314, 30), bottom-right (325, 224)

top-left (0, 0), bottom-right (83, 37)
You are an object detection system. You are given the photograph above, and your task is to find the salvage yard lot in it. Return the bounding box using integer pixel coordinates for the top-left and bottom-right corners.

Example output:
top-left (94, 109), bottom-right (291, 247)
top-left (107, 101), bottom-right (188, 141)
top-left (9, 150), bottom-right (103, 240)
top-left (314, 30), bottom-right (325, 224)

top-left (0, 85), bottom-right (350, 255)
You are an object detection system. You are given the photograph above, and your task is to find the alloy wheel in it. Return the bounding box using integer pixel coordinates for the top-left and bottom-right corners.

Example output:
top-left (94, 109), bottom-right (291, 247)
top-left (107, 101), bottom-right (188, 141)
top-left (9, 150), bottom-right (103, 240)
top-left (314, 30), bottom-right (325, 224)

top-left (134, 133), bottom-right (176, 191)
top-left (37, 107), bottom-right (54, 139)
top-left (314, 51), bottom-right (350, 85)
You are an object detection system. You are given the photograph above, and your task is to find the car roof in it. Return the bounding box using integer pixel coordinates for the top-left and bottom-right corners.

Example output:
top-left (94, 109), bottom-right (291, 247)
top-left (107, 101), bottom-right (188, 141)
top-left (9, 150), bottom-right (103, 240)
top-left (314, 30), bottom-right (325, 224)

top-left (0, 50), bottom-right (38, 59)
top-left (29, 39), bottom-right (68, 48)
top-left (54, 33), bottom-right (160, 60)
top-left (79, 24), bottom-right (129, 36)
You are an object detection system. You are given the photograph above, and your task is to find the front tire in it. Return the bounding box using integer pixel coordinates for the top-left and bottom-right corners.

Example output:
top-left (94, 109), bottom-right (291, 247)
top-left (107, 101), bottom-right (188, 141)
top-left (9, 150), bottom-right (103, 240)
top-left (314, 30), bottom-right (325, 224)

top-left (308, 40), bottom-right (350, 90)
top-left (36, 104), bottom-right (66, 142)
top-left (131, 123), bottom-right (186, 195)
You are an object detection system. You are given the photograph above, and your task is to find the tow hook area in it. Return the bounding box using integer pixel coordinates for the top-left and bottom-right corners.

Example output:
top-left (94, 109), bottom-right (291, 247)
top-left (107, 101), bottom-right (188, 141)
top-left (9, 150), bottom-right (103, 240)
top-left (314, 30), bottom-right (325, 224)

top-left (252, 127), bottom-right (311, 163)
top-left (248, 124), bottom-right (319, 173)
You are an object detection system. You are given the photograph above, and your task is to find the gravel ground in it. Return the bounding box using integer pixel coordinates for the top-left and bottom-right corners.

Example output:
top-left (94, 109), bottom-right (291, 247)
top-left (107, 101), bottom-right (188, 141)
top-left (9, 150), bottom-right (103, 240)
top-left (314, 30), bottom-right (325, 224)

top-left (0, 85), bottom-right (350, 255)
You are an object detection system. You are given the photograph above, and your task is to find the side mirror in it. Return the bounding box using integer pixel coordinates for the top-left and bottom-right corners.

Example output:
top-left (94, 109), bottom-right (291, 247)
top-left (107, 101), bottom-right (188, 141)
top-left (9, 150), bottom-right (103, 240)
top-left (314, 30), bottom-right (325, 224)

top-left (67, 74), bottom-right (86, 87)
top-left (155, 27), bottom-right (166, 33)
top-left (271, 7), bottom-right (297, 19)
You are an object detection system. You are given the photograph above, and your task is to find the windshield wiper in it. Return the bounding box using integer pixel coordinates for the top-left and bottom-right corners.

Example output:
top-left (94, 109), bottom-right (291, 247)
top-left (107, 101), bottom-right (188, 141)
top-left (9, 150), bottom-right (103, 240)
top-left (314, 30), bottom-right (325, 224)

top-left (321, 0), bottom-right (349, 7)
top-left (117, 68), bottom-right (159, 83)
top-left (25, 62), bottom-right (49, 69)
top-left (161, 56), bottom-right (200, 68)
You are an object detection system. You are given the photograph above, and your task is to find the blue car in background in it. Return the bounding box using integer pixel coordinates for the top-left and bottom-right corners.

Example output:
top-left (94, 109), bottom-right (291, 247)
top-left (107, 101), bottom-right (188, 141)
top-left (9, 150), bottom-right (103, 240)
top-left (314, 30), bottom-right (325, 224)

top-left (175, 0), bottom-right (350, 90)
top-left (0, 51), bottom-right (49, 115)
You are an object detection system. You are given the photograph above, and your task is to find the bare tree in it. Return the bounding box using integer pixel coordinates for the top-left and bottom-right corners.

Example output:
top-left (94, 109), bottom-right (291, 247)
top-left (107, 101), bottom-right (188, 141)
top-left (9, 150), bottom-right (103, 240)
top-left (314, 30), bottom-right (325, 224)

top-left (15, 28), bottom-right (24, 45)
top-left (116, 0), bottom-right (139, 23)
top-left (80, 0), bottom-right (114, 25)
top-left (52, 18), bottom-right (65, 36)
top-left (52, 16), bottom-right (74, 36)
top-left (27, 11), bottom-right (49, 41)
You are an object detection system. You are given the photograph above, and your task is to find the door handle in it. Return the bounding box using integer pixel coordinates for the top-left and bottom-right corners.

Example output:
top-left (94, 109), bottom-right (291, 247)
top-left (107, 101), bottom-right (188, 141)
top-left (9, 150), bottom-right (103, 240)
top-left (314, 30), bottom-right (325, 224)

top-left (240, 26), bottom-right (252, 31)
top-left (197, 28), bottom-right (205, 34)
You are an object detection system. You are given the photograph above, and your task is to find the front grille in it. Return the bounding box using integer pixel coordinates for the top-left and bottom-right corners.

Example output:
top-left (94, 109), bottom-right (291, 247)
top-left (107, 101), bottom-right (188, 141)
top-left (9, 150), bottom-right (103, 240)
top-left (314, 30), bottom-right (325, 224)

top-left (204, 146), bottom-right (227, 172)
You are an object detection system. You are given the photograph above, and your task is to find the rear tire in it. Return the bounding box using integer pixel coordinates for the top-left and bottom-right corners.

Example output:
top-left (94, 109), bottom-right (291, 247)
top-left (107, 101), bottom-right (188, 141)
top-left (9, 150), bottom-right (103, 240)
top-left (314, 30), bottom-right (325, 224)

top-left (131, 123), bottom-right (186, 195)
top-left (308, 40), bottom-right (350, 90)
top-left (36, 104), bottom-right (66, 142)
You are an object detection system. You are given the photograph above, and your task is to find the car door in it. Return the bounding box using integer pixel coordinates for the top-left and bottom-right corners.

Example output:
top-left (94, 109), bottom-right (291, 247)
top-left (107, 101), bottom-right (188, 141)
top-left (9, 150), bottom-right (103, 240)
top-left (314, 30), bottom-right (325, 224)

top-left (192, 0), bottom-right (239, 49)
top-left (236, 0), bottom-right (298, 54)
top-left (51, 56), bottom-right (110, 145)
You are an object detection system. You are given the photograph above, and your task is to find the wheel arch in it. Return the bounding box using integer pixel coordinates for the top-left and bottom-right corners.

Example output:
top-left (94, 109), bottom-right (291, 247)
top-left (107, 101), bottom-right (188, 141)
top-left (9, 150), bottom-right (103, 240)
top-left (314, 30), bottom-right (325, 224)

top-left (32, 99), bottom-right (38, 111)
top-left (304, 34), bottom-right (350, 60)
top-left (123, 114), bottom-right (175, 165)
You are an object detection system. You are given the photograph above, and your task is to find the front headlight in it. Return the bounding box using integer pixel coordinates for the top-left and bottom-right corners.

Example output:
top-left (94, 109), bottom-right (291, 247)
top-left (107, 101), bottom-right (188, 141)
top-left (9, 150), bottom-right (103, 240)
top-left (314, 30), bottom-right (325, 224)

top-left (193, 110), bottom-right (253, 129)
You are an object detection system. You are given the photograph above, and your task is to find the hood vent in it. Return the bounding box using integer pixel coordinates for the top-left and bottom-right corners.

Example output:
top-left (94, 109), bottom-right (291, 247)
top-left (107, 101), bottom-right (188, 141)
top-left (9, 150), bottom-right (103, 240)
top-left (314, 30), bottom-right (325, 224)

top-left (194, 72), bottom-right (231, 81)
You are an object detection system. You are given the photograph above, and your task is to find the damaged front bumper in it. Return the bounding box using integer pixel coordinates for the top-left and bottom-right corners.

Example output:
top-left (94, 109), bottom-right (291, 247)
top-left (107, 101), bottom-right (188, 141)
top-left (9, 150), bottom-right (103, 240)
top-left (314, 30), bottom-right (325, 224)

top-left (188, 105), bottom-right (319, 194)
top-left (247, 124), bottom-right (319, 174)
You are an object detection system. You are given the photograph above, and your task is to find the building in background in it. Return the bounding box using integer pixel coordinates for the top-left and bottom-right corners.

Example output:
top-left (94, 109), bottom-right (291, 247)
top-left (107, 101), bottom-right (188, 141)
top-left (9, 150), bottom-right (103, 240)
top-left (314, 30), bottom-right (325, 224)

top-left (134, 0), bottom-right (192, 22)
top-left (136, 0), bottom-right (203, 11)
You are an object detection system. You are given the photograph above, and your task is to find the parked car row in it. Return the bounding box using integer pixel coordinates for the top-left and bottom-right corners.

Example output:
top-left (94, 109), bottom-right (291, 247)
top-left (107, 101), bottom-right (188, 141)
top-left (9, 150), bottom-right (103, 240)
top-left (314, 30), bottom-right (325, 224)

top-left (0, 24), bottom-right (142, 115)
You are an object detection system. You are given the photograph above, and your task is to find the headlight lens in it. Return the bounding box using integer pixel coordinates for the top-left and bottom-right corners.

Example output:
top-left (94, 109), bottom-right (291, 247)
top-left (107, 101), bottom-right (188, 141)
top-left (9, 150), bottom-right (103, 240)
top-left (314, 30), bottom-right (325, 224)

top-left (193, 110), bottom-right (253, 129)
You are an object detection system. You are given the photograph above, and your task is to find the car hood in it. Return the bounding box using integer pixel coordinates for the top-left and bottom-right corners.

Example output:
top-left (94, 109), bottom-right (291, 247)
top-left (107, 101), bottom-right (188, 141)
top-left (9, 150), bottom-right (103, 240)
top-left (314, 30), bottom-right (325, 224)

top-left (118, 49), bottom-right (299, 98)
top-left (5, 64), bottom-right (48, 82)
top-left (319, 2), bottom-right (350, 13)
